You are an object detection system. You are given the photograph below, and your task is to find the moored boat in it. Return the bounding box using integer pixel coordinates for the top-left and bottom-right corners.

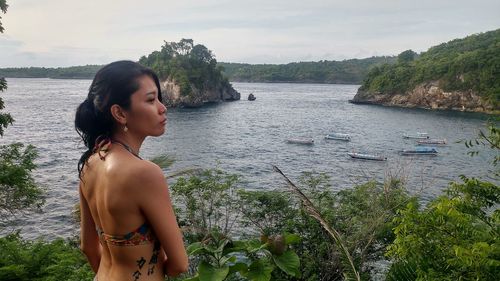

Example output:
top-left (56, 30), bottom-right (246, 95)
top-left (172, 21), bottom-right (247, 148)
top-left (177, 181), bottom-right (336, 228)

top-left (348, 152), bottom-right (387, 161)
top-left (325, 133), bottom-right (351, 141)
top-left (287, 138), bottom-right (314, 145)
top-left (403, 132), bottom-right (429, 139)
top-left (417, 139), bottom-right (447, 145)
top-left (400, 146), bottom-right (438, 156)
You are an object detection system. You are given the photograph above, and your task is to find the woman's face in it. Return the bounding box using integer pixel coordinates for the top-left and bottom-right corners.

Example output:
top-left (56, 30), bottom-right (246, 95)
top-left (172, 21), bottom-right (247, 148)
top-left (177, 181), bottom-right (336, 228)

top-left (125, 75), bottom-right (167, 137)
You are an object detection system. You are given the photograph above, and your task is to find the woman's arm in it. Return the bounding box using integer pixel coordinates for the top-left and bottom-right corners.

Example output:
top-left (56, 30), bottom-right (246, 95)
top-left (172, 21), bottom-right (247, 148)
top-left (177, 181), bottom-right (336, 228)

top-left (79, 183), bottom-right (101, 273)
top-left (135, 163), bottom-right (188, 277)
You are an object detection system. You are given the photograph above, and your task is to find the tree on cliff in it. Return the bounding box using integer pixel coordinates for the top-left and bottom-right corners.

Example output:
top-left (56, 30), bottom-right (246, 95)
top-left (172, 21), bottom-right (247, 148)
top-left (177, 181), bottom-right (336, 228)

top-left (139, 39), bottom-right (230, 97)
top-left (359, 29), bottom-right (500, 109)
top-left (0, 0), bottom-right (44, 224)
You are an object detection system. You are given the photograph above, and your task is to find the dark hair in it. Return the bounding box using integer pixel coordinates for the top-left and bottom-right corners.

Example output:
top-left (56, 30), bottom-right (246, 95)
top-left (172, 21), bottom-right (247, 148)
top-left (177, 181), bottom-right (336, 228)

top-left (75, 60), bottom-right (162, 177)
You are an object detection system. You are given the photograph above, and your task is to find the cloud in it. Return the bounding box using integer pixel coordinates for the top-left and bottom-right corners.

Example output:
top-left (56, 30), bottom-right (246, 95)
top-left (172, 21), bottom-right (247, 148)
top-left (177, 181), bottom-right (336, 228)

top-left (1, 0), bottom-right (499, 66)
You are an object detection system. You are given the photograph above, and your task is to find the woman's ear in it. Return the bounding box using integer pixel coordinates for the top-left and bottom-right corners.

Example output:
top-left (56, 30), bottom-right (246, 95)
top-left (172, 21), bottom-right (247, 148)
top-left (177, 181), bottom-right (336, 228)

top-left (110, 104), bottom-right (127, 125)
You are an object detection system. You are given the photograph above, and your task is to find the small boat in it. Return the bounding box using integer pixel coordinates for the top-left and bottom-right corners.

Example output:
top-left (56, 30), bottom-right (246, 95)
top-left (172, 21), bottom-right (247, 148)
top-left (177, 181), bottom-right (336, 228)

top-left (348, 152), bottom-right (387, 161)
top-left (325, 133), bottom-right (351, 141)
top-left (403, 132), bottom-right (429, 139)
top-left (248, 93), bottom-right (256, 101)
top-left (417, 139), bottom-right (447, 146)
top-left (287, 138), bottom-right (314, 145)
top-left (400, 146), bottom-right (438, 156)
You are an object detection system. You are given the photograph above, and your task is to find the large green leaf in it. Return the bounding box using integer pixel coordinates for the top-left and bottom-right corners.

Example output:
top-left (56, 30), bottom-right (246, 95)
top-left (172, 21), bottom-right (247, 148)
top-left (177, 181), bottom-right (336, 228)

top-left (198, 261), bottom-right (229, 281)
top-left (244, 259), bottom-right (274, 281)
top-left (272, 250), bottom-right (301, 277)
top-left (284, 233), bottom-right (301, 245)
top-left (187, 242), bottom-right (205, 255)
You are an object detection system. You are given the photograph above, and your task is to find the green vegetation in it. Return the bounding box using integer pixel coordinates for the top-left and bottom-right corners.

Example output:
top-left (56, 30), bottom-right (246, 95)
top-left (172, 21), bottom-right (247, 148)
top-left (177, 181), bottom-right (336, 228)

top-left (0, 0), bottom-right (45, 226)
top-left (219, 57), bottom-right (395, 84)
top-left (0, 55), bottom-right (395, 86)
top-left (0, 233), bottom-right (93, 281)
top-left (360, 28), bottom-right (500, 108)
top-left (139, 39), bottom-right (231, 97)
top-left (386, 124), bottom-right (500, 280)
top-left (169, 168), bottom-right (413, 280)
top-left (0, 65), bottom-right (102, 79)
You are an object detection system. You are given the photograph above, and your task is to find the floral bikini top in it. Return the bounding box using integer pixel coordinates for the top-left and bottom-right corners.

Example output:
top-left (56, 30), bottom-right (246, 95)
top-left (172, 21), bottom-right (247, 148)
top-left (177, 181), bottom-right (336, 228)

top-left (96, 222), bottom-right (156, 246)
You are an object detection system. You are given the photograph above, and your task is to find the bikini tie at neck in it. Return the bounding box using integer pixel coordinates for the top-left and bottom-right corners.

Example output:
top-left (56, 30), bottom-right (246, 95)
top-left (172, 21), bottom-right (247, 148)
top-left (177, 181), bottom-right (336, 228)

top-left (92, 136), bottom-right (142, 160)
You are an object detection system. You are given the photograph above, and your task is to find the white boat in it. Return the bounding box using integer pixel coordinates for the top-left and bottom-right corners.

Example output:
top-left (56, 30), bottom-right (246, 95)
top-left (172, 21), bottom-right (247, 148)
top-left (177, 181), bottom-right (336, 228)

top-left (400, 146), bottom-right (438, 156)
top-left (287, 138), bottom-right (314, 145)
top-left (348, 152), bottom-right (387, 161)
top-left (403, 132), bottom-right (429, 139)
top-left (325, 133), bottom-right (351, 141)
top-left (417, 139), bottom-right (447, 146)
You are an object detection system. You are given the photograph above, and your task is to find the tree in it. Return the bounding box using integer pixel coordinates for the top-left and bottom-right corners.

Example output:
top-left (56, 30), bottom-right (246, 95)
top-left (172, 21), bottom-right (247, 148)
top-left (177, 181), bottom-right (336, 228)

top-left (0, 0), bottom-right (7, 33)
top-left (397, 49), bottom-right (417, 64)
top-left (0, 0), bottom-right (12, 136)
top-left (386, 125), bottom-right (500, 280)
top-left (0, 0), bottom-right (44, 224)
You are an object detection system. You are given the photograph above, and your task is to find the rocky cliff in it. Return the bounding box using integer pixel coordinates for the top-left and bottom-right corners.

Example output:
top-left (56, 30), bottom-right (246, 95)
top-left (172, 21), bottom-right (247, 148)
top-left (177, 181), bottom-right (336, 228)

top-left (160, 78), bottom-right (240, 108)
top-left (351, 81), bottom-right (499, 114)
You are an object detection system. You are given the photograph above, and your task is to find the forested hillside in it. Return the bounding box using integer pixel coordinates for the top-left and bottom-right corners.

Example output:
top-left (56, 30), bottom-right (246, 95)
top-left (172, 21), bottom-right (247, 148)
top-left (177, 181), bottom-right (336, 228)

top-left (219, 56), bottom-right (395, 84)
top-left (358, 29), bottom-right (500, 108)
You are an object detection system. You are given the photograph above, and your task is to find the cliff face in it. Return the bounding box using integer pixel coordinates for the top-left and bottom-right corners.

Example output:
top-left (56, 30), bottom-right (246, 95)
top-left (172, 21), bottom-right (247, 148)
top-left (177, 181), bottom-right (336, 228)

top-left (351, 81), bottom-right (498, 114)
top-left (160, 78), bottom-right (240, 108)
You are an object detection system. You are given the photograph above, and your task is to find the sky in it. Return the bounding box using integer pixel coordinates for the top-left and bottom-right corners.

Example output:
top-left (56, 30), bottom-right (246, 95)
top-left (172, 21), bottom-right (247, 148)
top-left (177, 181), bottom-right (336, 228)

top-left (0, 0), bottom-right (499, 67)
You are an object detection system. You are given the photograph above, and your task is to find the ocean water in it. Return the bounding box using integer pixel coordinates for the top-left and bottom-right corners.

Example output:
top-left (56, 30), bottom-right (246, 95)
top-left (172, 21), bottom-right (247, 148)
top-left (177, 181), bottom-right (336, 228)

top-left (0, 78), bottom-right (496, 239)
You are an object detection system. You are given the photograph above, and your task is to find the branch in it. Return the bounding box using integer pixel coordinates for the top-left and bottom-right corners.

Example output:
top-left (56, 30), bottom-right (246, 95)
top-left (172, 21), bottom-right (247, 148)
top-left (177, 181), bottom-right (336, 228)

top-left (273, 165), bottom-right (361, 281)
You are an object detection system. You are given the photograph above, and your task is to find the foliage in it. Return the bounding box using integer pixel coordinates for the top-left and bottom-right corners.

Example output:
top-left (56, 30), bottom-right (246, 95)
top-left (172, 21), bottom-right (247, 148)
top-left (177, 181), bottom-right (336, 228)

top-left (359, 28), bottom-right (500, 107)
top-left (0, 0), bottom-right (44, 225)
top-left (464, 121), bottom-right (500, 176)
top-left (0, 143), bottom-right (45, 224)
top-left (184, 232), bottom-right (301, 281)
top-left (0, 0), bottom-right (7, 33)
top-left (180, 168), bottom-right (412, 281)
top-left (268, 170), bottom-right (413, 281)
top-left (0, 233), bottom-right (93, 281)
top-left (386, 177), bottom-right (500, 280)
top-left (219, 56), bottom-right (396, 84)
top-left (0, 65), bottom-right (103, 79)
top-left (139, 39), bottom-right (231, 97)
top-left (0, 78), bottom-right (13, 136)
top-left (171, 169), bottom-right (241, 239)
top-left (386, 124), bottom-right (500, 280)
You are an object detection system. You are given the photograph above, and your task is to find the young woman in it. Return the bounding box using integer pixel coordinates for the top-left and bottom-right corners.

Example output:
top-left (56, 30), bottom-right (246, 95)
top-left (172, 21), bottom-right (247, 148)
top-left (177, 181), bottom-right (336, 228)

top-left (75, 61), bottom-right (188, 281)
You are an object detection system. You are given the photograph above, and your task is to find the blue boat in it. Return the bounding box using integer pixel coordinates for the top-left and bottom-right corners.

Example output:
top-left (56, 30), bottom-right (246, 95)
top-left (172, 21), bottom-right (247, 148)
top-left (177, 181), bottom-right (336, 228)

top-left (400, 146), bottom-right (438, 156)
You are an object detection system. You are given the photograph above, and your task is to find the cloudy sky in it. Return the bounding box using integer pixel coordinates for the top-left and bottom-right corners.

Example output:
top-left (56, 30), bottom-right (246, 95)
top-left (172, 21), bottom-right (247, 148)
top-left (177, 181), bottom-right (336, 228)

top-left (0, 0), bottom-right (499, 67)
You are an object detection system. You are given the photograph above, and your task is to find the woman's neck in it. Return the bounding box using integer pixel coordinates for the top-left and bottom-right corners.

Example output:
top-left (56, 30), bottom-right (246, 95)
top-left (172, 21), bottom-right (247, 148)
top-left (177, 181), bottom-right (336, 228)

top-left (111, 131), bottom-right (144, 156)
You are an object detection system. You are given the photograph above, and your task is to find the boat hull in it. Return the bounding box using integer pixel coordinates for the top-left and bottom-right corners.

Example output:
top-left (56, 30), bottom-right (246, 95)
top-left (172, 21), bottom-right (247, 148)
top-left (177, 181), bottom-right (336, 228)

top-left (348, 153), bottom-right (386, 161)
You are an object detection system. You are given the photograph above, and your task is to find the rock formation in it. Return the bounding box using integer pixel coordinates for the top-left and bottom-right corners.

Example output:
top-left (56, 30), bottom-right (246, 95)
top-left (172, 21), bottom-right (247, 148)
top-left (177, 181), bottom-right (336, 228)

top-left (351, 81), bottom-right (498, 114)
top-left (160, 78), bottom-right (240, 108)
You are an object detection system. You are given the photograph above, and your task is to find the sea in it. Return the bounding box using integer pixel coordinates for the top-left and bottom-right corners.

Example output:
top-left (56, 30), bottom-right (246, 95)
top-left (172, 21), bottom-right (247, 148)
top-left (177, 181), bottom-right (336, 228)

top-left (0, 78), bottom-right (497, 239)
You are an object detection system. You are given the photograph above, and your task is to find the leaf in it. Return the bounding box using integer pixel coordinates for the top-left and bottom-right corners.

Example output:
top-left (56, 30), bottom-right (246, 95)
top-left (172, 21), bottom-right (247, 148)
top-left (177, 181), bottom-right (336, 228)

top-left (244, 259), bottom-right (274, 281)
top-left (284, 233), bottom-right (301, 245)
top-left (220, 255), bottom-right (237, 266)
top-left (183, 276), bottom-right (200, 281)
top-left (229, 262), bottom-right (248, 274)
top-left (272, 250), bottom-right (301, 277)
top-left (198, 261), bottom-right (229, 281)
top-left (187, 242), bottom-right (206, 256)
top-left (149, 154), bottom-right (175, 169)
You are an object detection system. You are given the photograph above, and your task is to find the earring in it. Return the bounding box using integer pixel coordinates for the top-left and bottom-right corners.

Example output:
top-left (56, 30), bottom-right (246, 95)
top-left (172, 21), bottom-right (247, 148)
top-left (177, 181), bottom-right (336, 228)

top-left (124, 124), bottom-right (128, 132)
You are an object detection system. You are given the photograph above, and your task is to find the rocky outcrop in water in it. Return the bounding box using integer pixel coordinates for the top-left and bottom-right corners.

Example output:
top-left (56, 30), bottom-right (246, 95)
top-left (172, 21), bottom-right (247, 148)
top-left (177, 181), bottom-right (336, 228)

top-left (160, 78), bottom-right (240, 108)
top-left (350, 81), bottom-right (498, 114)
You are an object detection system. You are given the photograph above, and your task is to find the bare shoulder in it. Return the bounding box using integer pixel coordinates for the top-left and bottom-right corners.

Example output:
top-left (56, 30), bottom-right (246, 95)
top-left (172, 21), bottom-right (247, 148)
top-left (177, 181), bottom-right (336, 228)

top-left (126, 160), bottom-right (167, 191)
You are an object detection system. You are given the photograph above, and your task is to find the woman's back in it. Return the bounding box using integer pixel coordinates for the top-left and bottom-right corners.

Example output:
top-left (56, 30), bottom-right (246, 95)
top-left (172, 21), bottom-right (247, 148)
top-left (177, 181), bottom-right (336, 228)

top-left (81, 150), bottom-right (166, 281)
